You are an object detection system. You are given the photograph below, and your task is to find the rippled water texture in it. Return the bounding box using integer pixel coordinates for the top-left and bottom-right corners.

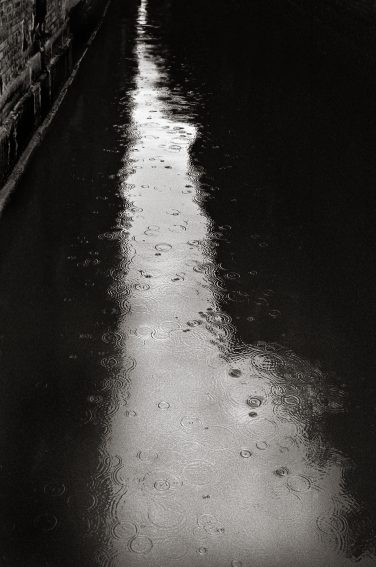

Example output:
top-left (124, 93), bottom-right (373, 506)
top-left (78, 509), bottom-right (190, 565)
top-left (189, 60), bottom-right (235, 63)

top-left (0, 0), bottom-right (376, 566)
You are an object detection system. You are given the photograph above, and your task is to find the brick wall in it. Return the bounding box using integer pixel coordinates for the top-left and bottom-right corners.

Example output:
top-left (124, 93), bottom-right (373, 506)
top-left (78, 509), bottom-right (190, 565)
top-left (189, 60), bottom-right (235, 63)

top-left (0, 0), bottom-right (106, 187)
top-left (0, 1), bottom-right (67, 99)
top-left (0, 1), bottom-right (34, 96)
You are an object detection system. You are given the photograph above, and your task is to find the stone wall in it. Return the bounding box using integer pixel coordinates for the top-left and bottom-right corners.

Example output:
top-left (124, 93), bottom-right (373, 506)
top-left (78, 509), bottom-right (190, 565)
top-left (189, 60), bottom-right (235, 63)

top-left (0, 0), bottom-right (106, 187)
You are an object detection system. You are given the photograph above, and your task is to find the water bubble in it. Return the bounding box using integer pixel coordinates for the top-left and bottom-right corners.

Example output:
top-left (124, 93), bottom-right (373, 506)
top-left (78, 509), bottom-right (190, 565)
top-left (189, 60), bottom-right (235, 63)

top-left (101, 331), bottom-right (122, 346)
top-left (101, 356), bottom-right (119, 370)
top-left (166, 208), bottom-right (180, 216)
top-left (135, 282), bottom-right (151, 291)
top-left (224, 271), bottom-right (240, 280)
top-left (112, 520), bottom-right (137, 540)
top-left (154, 479), bottom-right (170, 492)
top-left (137, 450), bottom-right (158, 463)
top-left (206, 311), bottom-right (232, 325)
top-left (287, 475), bottom-right (312, 493)
top-left (317, 514), bottom-right (348, 537)
top-left (249, 411), bottom-right (258, 418)
top-left (283, 395), bottom-right (301, 406)
top-left (169, 224), bottom-right (186, 233)
top-left (187, 319), bottom-right (202, 327)
top-left (316, 514), bottom-right (349, 553)
top-left (227, 290), bottom-right (249, 303)
top-left (198, 547), bottom-right (208, 555)
top-left (240, 450), bottom-right (252, 459)
top-left (155, 243), bottom-right (172, 252)
top-left (247, 396), bottom-right (262, 408)
top-left (251, 353), bottom-right (283, 373)
top-left (187, 239), bottom-right (202, 248)
top-left (255, 297), bottom-right (269, 307)
top-left (43, 482), bottom-right (66, 497)
top-left (87, 394), bottom-right (103, 404)
top-left (158, 401), bottom-right (170, 409)
top-left (181, 416), bottom-right (203, 432)
top-left (229, 368), bottom-right (242, 377)
top-left (145, 470), bottom-right (183, 493)
top-left (274, 467), bottom-right (290, 477)
top-left (129, 535), bottom-right (153, 554)
top-left (197, 514), bottom-right (225, 535)
top-left (269, 309), bottom-right (281, 319)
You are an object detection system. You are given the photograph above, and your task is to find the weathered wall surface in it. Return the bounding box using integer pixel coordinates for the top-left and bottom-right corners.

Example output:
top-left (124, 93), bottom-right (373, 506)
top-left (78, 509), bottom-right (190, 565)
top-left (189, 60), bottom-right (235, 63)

top-left (0, 0), bottom-right (106, 187)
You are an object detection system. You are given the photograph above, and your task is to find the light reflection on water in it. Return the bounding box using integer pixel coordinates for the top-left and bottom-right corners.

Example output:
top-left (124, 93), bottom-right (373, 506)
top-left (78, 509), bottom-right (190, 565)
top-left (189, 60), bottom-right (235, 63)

top-left (86, 2), bottom-right (375, 566)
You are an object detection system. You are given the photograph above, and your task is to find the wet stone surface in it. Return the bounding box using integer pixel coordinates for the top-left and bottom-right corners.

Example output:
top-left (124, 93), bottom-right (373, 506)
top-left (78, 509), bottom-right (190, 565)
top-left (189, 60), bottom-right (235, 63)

top-left (0, 0), bottom-right (376, 566)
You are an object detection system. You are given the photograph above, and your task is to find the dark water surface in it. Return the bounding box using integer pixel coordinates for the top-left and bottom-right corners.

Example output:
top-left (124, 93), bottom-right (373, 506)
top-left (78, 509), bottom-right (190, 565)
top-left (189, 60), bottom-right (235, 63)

top-left (0, 1), bottom-right (376, 565)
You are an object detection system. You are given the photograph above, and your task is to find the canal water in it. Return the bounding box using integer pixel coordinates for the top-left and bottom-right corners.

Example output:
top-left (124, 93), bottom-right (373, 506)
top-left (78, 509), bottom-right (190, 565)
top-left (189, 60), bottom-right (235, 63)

top-left (0, 0), bottom-right (375, 566)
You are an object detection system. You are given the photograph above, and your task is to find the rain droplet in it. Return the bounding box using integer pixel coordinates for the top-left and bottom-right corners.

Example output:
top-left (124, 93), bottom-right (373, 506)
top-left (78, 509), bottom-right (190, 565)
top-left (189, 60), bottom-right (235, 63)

top-left (287, 475), bottom-right (312, 493)
top-left (274, 467), bottom-right (290, 477)
top-left (247, 396), bottom-right (262, 408)
top-left (43, 482), bottom-right (66, 497)
top-left (256, 441), bottom-right (268, 450)
top-left (197, 514), bottom-right (225, 535)
top-left (158, 401), bottom-right (170, 409)
top-left (249, 411), bottom-right (258, 418)
top-left (198, 547), bottom-right (208, 555)
top-left (240, 450), bottom-right (252, 459)
top-left (225, 271), bottom-right (240, 279)
top-left (126, 410), bottom-right (137, 417)
top-left (155, 243), bottom-right (172, 252)
top-left (129, 535), bottom-right (153, 554)
top-left (269, 309), bottom-right (281, 319)
top-left (283, 395), bottom-right (301, 406)
top-left (137, 450), bottom-right (158, 463)
top-left (135, 282), bottom-right (151, 291)
top-left (169, 224), bottom-right (186, 233)
top-left (187, 319), bottom-right (202, 327)
top-left (232, 561), bottom-right (243, 567)
top-left (181, 416), bottom-right (203, 431)
top-left (229, 368), bottom-right (242, 377)
top-left (154, 479), bottom-right (170, 492)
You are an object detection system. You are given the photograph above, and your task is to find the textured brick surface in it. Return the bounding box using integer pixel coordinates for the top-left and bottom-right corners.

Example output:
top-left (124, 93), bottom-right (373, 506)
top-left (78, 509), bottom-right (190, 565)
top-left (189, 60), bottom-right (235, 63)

top-left (0, 0), bottom-right (106, 186)
top-left (0, 1), bottom-right (65, 97)
top-left (0, 0), bottom-right (102, 100)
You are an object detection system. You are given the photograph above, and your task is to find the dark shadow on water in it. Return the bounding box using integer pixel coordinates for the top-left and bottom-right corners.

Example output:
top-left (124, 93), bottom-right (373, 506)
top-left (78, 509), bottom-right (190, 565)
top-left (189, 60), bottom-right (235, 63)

top-left (0, 1), bottom-right (139, 565)
top-left (146, 0), bottom-right (376, 560)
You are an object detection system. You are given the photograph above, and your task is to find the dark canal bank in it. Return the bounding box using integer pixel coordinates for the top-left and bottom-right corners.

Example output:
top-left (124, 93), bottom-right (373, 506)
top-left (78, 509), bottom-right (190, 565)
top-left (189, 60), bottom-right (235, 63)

top-left (0, 1), bottom-right (375, 565)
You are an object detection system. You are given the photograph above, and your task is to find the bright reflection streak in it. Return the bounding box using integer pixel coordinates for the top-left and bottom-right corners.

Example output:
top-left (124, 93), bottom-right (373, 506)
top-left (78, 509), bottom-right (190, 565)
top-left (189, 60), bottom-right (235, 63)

top-left (95, 2), bottom-right (376, 566)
